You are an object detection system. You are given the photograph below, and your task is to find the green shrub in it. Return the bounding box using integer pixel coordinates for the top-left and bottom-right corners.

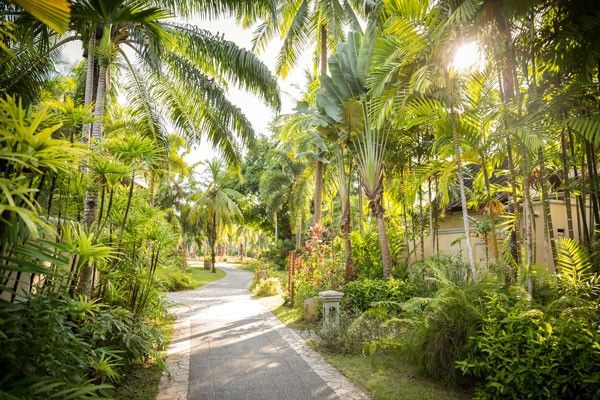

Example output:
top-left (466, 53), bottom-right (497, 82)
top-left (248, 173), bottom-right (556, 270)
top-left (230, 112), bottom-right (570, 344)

top-left (0, 294), bottom-right (165, 396)
top-left (409, 255), bottom-right (471, 294)
top-left (252, 277), bottom-right (281, 297)
top-left (342, 278), bottom-right (416, 313)
top-left (458, 294), bottom-right (600, 399)
top-left (404, 283), bottom-right (486, 384)
top-left (156, 269), bottom-right (197, 291)
top-left (261, 239), bottom-right (295, 270)
top-left (350, 225), bottom-right (407, 279)
top-left (292, 244), bottom-right (346, 306)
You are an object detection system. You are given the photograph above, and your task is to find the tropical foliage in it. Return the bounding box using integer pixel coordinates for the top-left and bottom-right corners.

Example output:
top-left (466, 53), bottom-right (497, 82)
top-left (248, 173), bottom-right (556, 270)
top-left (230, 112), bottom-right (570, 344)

top-left (2, 0), bottom-right (600, 398)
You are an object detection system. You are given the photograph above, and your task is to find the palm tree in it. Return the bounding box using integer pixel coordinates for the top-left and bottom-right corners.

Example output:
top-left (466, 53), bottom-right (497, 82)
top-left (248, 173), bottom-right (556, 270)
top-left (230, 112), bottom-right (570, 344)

top-left (2, 0), bottom-right (281, 228)
top-left (252, 0), bottom-right (364, 226)
top-left (315, 30), bottom-right (394, 278)
top-left (190, 160), bottom-right (243, 273)
top-left (368, 0), bottom-right (481, 280)
top-left (259, 146), bottom-right (312, 248)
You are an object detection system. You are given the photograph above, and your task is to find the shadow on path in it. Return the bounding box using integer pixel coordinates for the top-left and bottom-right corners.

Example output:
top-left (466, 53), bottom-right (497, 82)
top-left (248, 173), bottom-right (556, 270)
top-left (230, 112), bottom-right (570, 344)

top-left (171, 264), bottom-right (337, 400)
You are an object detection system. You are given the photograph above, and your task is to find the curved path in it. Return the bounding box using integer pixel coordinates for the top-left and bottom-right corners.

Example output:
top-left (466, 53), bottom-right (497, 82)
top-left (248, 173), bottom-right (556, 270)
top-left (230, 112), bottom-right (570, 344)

top-left (158, 264), bottom-right (368, 400)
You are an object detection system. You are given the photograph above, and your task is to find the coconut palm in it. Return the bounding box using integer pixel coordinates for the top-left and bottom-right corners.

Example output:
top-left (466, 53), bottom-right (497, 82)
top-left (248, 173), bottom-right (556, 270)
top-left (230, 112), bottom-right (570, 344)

top-left (190, 160), bottom-right (243, 273)
top-left (259, 146), bottom-right (312, 248)
top-left (252, 0), bottom-right (366, 227)
top-left (2, 0), bottom-right (281, 228)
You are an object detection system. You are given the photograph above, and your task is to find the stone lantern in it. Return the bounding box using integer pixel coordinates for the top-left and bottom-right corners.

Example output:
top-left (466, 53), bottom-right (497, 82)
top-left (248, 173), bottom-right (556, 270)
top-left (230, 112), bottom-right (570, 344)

top-left (318, 290), bottom-right (344, 332)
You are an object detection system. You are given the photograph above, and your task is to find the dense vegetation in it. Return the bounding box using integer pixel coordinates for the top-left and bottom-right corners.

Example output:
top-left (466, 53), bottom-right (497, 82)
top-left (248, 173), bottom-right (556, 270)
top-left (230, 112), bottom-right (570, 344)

top-left (0, 0), bottom-right (277, 398)
top-left (1, 0), bottom-right (600, 399)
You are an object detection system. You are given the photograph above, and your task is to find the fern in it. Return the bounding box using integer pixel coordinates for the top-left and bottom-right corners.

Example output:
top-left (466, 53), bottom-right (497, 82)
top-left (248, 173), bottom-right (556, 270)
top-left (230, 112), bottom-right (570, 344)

top-left (556, 238), bottom-right (592, 295)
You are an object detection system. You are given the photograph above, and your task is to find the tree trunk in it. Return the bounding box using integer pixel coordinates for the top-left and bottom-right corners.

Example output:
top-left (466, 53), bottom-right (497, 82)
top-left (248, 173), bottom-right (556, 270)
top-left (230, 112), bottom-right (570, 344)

top-left (560, 129), bottom-right (575, 239)
top-left (447, 72), bottom-right (476, 281)
top-left (428, 178), bottom-right (435, 254)
top-left (419, 185), bottom-right (426, 261)
top-left (314, 160), bottom-right (324, 226)
top-left (82, 63), bottom-right (108, 227)
top-left (118, 173), bottom-right (135, 247)
top-left (358, 174), bottom-right (364, 234)
top-left (295, 218), bottom-right (303, 250)
top-left (373, 204), bottom-right (393, 280)
top-left (342, 194), bottom-right (354, 281)
top-left (481, 157), bottom-right (500, 260)
top-left (210, 213), bottom-right (217, 273)
top-left (585, 141), bottom-right (600, 239)
top-left (366, 179), bottom-right (393, 279)
top-left (274, 211), bottom-right (278, 241)
top-left (313, 24), bottom-right (328, 227)
top-left (539, 147), bottom-right (557, 267)
top-left (490, 4), bottom-right (520, 264)
top-left (82, 34), bottom-right (95, 143)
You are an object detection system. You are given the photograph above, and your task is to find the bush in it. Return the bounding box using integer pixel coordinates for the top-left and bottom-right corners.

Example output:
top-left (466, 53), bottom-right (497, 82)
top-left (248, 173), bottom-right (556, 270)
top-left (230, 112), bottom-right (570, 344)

top-left (156, 269), bottom-right (197, 291)
top-left (350, 224), bottom-right (407, 279)
top-left (404, 283), bottom-right (486, 384)
top-left (342, 278), bottom-right (416, 313)
top-left (0, 294), bottom-right (165, 396)
top-left (458, 294), bottom-right (600, 399)
top-left (261, 239), bottom-right (295, 270)
top-left (252, 277), bottom-right (281, 297)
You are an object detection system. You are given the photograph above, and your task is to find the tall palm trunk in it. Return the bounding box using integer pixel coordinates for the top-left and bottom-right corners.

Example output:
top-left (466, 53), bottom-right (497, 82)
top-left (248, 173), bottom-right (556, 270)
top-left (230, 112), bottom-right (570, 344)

top-left (295, 217), bottom-right (303, 250)
top-left (336, 147), bottom-right (354, 281)
top-left (82, 34), bottom-right (95, 143)
top-left (313, 24), bottom-right (328, 226)
top-left (78, 63), bottom-right (108, 294)
top-left (428, 178), bottom-right (435, 253)
top-left (314, 161), bottom-right (324, 225)
top-left (446, 72), bottom-right (477, 281)
top-left (118, 172), bottom-right (135, 246)
top-left (82, 63), bottom-right (108, 227)
top-left (560, 129), bottom-right (575, 239)
top-left (481, 157), bottom-right (500, 260)
top-left (210, 213), bottom-right (217, 273)
top-left (91, 64), bottom-right (107, 142)
top-left (539, 147), bottom-right (557, 267)
top-left (369, 186), bottom-right (392, 279)
top-left (489, 3), bottom-right (520, 265)
top-left (341, 187), bottom-right (354, 281)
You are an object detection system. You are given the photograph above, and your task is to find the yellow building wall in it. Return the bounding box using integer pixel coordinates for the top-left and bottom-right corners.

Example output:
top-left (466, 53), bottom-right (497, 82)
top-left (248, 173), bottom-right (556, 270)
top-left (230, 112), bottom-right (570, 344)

top-left (411, 199), bottom-right (587, 271)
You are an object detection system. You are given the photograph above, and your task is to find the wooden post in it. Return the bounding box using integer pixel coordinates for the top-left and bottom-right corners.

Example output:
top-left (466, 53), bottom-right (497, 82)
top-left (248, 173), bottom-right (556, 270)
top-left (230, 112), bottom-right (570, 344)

top-left (288, 251), bottom-right (296, 308)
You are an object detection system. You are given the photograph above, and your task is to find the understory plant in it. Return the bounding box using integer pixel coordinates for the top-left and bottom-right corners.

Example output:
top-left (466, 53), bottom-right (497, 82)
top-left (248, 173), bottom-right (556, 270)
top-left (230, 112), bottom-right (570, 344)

top-left (0, 294), bottom-right (165, 397)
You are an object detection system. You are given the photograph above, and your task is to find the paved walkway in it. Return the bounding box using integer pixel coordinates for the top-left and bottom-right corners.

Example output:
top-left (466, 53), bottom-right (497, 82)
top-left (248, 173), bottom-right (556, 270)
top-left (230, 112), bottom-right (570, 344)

top-left (158, 264), bottom-right (369, 400)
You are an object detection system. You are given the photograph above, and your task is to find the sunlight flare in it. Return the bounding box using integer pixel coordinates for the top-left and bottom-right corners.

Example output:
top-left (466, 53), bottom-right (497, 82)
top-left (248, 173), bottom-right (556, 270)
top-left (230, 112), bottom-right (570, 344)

top-left (452, 41), bottom-right (485, 73)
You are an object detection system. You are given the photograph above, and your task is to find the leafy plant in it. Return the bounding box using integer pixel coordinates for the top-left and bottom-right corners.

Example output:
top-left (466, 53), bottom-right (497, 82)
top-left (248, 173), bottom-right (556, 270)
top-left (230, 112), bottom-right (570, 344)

top-left (458, 294), bottom-right (600, 399)
top-left (342, 278), bottom-right (416, 314)
top-left (252, 277), bottom-right (281, 297)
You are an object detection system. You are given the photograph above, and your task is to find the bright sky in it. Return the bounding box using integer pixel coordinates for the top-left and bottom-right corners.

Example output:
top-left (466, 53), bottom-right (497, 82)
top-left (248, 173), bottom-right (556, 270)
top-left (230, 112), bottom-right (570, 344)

top-left (61, 17), bottom-right (310, 165)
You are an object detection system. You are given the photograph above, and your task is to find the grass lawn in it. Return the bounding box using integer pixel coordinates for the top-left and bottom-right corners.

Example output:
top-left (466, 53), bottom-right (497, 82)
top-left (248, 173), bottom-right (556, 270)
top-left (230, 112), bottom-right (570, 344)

top-left (272, 303), bottom-right (317, 330)
top-left (268, 290), bottom-right (470, 400)
top-left (234, 263), bottom-right (256, 273)
top-left (190, 266), bottom-right (226, 287)
top-left (322, 351), bottom-right (471, 400)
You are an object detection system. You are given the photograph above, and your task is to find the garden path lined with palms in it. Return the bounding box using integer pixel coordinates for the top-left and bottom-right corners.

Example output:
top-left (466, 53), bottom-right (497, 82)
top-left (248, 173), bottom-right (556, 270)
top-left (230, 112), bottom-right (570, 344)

top-left (160, 264), bottom-right (367, 400)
